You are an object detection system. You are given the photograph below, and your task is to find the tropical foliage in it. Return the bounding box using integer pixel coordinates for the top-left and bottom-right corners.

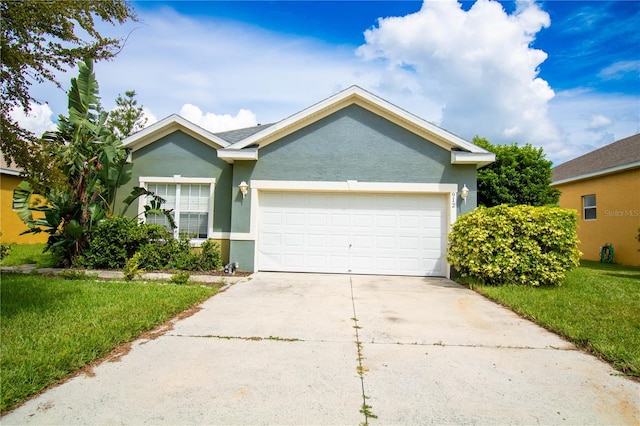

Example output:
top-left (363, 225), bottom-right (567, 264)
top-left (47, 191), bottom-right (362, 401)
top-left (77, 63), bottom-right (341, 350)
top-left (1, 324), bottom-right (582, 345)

top-left (473, 137), bottom-right (560, 207)
top-left (447, 205), bottom-right (581, 286)
top-left (12, 58), bottom-right (170, 266)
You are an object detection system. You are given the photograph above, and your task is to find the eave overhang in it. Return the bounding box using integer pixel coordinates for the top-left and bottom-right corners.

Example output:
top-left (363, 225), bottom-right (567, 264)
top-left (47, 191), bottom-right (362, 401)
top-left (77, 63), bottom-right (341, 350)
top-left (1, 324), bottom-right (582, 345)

top-left (123, 114), bottom-right (229, 152)
top-left (217, 147), bottom-right (259, 163)
top-left (451, 151), bottom-right (496, 169)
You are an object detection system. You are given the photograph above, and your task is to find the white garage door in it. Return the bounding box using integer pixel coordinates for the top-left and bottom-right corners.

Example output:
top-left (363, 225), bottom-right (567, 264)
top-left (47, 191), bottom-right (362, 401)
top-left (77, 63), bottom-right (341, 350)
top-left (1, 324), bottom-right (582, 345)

top-left (258, 191), bottom-right (447, 276)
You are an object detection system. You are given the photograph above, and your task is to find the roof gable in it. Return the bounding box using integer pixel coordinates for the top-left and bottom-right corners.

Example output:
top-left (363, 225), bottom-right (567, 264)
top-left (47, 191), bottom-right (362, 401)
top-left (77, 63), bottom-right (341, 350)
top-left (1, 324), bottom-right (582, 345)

top-left (217, 86), bottom-right (494, 168)
top-left (552, 133), bottom-right (640, 184)
top-left (123, 114), bottom-right (230, 152)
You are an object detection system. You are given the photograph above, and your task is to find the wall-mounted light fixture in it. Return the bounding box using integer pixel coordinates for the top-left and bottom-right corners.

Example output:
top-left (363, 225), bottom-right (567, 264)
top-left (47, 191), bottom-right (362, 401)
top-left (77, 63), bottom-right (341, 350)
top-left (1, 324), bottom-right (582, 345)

top-left (239, 181), bottom-right (249, 199)
top-left (460, 184), bottom-right (469, 205)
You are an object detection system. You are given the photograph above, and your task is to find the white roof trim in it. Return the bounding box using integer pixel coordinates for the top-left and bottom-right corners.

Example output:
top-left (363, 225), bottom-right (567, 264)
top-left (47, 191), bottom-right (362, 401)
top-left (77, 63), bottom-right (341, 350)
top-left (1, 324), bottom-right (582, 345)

top-left (1, 167), bottom-right (22, 176)
top-left (551, 160), bottom-right (640, 186)
top-left (217, 148), bottom-right (259, 163)
top-left (451, 151), bottom-right (496, 169)
top-left (223, 86), bottom-right (490, 157)
top-left (123, 114), bottom-right (230, 152)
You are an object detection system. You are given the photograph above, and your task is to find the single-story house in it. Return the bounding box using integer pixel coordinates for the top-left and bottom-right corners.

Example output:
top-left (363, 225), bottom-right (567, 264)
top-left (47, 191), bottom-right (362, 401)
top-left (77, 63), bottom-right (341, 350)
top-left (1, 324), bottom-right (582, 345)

top-left (551, 133), bottom-right (640, 266)
top-left (0, 156), bottom-right (48, 244)
top-left (120, 86), bottom-right (495, 277)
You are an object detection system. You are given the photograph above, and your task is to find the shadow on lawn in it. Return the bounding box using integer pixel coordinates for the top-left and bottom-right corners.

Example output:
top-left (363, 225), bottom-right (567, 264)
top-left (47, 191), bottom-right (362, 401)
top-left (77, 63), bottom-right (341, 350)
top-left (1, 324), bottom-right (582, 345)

top-left (604, 272), bottom-right (640, 280)
top-left (0, 273), bottom-right (77, 319)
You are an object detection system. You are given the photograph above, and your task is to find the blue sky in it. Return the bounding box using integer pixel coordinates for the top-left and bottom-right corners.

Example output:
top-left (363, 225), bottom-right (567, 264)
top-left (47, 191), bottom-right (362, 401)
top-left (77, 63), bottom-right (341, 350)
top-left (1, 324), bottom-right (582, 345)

top-left (15, 0), bottom-right (640, 165)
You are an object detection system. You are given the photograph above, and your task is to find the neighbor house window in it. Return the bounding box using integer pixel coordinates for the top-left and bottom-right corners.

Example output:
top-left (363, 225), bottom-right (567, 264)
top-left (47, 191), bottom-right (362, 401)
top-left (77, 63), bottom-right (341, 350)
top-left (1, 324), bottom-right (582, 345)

top-left (582, 194), bottom-right (596, 220)
top-left (139, 176), bottom-right (215, 241)
top-left (12, 190), bottom-right (20, 210)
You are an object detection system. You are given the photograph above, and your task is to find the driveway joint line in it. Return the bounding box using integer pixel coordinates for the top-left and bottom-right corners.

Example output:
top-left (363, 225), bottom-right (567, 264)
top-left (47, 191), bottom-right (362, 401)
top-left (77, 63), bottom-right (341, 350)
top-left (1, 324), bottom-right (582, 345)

top-left (167, 334), bottom-right (302, 342)
top-left (350, 276), bottom-right (378, 424)
top-left (364, 341), bottom-right (577, 350)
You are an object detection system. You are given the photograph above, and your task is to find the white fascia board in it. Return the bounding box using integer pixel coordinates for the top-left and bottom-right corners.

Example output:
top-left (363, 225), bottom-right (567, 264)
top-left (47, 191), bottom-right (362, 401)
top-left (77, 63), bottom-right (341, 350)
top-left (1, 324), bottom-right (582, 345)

top-left (223, 87), bottom-right (361, 150)
top-left (451, 151), bottom-right (496, 168)
top-left (551, 161), bottom-right (640, 186)
top-left (139, 175), bottom-right (216, 184)
top-left (123, 114), bottom-right (229, 152)
top-left (217, 148), bottom-right (259, 163)
top-left (223, 86), bottom-right (488, 154)
top-left (1, 168), bottom-right (22, 176)
top-left (251, 180), bottom-right (458, 194)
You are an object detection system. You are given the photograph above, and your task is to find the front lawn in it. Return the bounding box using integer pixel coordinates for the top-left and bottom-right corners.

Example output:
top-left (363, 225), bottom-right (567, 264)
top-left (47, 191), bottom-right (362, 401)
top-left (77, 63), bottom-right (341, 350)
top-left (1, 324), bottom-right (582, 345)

top-left (0, 243), bottom-right (55, 268)
top-left (0, 273), bottom-right (219, 412)
top-left (473, 261), bottom-right (640, 378)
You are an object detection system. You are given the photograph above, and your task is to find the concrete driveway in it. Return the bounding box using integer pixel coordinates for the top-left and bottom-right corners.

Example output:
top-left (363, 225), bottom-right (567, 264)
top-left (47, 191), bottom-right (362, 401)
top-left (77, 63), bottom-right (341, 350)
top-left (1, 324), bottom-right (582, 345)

top-left (3, 273), bottom-right (639, 425)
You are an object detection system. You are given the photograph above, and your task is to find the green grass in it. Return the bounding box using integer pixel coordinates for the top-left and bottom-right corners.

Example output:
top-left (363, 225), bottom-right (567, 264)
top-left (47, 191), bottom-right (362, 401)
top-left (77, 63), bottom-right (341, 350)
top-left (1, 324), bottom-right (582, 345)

top-left (0, 244), bottom-right (56, 268)
top-left (473, 261), bottom-right (640, 378)
top-left (0, 273), bottom-right (218, 412)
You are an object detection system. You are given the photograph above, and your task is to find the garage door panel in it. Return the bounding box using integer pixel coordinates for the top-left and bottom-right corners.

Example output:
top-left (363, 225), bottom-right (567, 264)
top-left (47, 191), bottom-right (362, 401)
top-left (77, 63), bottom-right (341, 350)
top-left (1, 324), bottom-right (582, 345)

top-left (372, 235), bottom-right (395, 250)
top-left (307, 234), bottom-right (327, 248)
top-left (283, 234), bottom-right (304, 247)
top-left (260, 232), bottom-right (282, 247)
top-left (398, 236), bottom-right (420, 250)
top-left (352, 214), bottom-right (373, 227)
top-left (258, 191), bottom-right (447, 276)
top-left (308, 213), bottom-right (328, 226)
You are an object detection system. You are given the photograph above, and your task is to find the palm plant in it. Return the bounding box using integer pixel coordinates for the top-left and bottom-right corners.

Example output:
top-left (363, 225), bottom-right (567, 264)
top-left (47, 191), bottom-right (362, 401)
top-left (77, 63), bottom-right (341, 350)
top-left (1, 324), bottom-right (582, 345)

top-left (13, 58), bottom-right (172, 266)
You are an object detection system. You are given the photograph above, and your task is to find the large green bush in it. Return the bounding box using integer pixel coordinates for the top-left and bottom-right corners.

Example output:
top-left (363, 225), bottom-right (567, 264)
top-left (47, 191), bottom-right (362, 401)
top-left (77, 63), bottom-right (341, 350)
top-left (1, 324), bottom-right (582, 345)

top-left (78, 217), bottom-right (223, 272)
top-left (447, 205), bottom-right (581, 286)
top-left (76, 216), bottom-right (168, 269)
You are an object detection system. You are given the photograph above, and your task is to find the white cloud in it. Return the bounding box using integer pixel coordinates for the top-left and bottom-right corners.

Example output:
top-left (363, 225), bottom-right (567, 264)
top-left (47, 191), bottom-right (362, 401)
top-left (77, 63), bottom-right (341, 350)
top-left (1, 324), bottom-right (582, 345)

top-left (548, 90), bottom-right (639, 164)
top-left (9, 103), bottom-right (57, 137)
top-left (141, 107), bottom-right (158, 127)
top-left (598, 60), bottom-right (640, 80)
top-left (179, 104), bottom-right (257, 132)
top-left (357, 0), bottom-right (561, 147)
top-left (588, 114), bottom-right (612, 130)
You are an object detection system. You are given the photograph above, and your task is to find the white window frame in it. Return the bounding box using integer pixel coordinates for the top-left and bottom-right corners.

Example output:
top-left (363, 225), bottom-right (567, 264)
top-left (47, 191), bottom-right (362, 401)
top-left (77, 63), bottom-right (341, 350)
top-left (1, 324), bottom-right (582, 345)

top-left (582, 194), bottom-right (597, 221)
top-left (138, 175), bottom-right (216, 245)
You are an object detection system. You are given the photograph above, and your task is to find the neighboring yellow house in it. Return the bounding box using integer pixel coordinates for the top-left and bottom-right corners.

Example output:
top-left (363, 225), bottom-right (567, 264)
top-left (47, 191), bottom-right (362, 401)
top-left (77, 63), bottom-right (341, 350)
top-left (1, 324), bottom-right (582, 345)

top-left (0, 156), bottom-right (48, 244)
top-left (551, 134), bottom-right (640, 266)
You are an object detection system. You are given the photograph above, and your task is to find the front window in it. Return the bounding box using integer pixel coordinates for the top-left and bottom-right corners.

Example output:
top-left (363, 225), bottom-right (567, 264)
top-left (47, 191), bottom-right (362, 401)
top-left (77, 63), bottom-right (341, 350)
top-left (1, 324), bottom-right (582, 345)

top-left (582, 194), bottom-right (596, 220)
top-left (140, 176), bottom-right (215, 241)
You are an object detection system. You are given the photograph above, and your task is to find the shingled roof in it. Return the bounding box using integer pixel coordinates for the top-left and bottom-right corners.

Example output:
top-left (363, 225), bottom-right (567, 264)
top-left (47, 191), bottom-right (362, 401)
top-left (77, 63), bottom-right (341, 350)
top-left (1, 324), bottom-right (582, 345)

top-left (214, 123), bottom-right (274, 144)
top-left (552, 133), bottom-right (640, 184)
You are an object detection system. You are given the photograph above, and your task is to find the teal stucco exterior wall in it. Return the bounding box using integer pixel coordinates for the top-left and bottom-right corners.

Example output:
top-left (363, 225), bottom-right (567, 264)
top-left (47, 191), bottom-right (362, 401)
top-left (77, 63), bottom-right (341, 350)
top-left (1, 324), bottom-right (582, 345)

top-left (228, 105), bottom-right (478, 271)
top-left (118, 130), bottom-right (233, 235)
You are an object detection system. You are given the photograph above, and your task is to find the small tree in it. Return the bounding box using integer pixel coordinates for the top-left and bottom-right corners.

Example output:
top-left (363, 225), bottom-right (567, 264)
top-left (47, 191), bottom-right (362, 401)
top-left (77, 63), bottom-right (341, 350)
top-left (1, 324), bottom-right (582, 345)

top-left (106, 90), bottom-right (148, 138)
top-left (474, 137), bottom-right (560, 207)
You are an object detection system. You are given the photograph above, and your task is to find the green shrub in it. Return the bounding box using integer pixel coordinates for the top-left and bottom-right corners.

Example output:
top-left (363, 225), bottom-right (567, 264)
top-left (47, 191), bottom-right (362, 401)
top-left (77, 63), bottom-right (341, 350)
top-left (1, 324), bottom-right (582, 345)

top-left (78, 217), bottom-right (170, 269)
top-left (170, 271), bottom-right (191, 285)
top-left (136, 236), bottom-right (188, 270)
top-left (447, 205), bottom-right (581, 286)
top-left (0, 232), bottom-right (11, 260)
top-left (123, 252), bottom-right (143, 281)
top-left (197, 239), bottom-right (223, 271)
